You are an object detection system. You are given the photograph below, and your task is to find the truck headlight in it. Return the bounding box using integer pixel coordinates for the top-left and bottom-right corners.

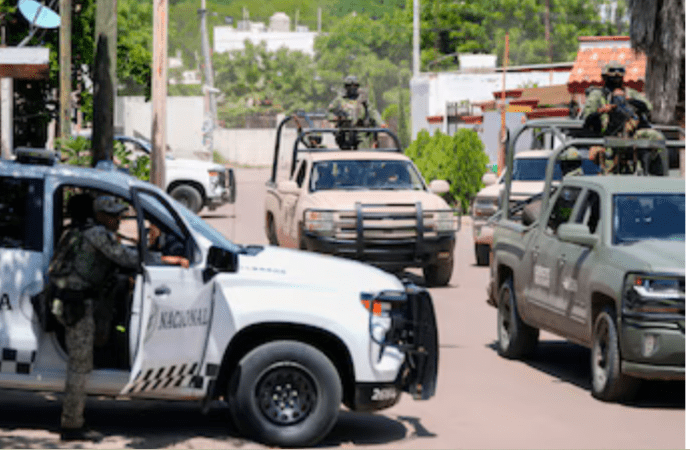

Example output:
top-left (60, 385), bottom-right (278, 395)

top-left (208, 170), bottom-right (220, 187)
top-left (623, 273), bottom-right (685, 316)
top-left (304, 210), bottom-right (335, 235)
top-left (428, 210), bottom-right (457, 232)
top-left (473, 197), bottom-right (498, 219)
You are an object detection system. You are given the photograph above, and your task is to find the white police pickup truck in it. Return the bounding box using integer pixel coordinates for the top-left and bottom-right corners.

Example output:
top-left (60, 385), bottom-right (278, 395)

top-left (0, 149), bottom-right (438, 447)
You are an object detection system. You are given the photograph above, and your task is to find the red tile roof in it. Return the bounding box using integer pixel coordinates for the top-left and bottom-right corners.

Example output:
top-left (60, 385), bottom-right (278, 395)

top-left (568, 38), bottom-right (646, 94)
top-left (525, 107), bottom-right (571, 119)
top-left (509, 98), bottom-right (540, 107)
top-left (520, 84), bottom-right (573, 106)
top-left (492, 89), bottom-right (523, 99)
top-left (461, 115), bottom-right (483, 124)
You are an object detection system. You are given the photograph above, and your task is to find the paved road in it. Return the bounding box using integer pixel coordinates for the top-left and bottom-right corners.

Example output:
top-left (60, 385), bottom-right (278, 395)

top-left (0, 167), bottom-right (683, 449)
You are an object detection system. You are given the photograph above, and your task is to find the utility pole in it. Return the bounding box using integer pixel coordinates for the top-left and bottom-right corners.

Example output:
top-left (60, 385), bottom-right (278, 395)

top-left (95, 0), bottom-right (117, 101)
top-left (498, 33), bottom-right (509, 176)
top-left (544, 0), bottom-right (552, 64)
top-left (151, 0), bottom-right (168, 188)
top-left (199, 0), bottom-right (216, 156)
top-left (91, 34), bottom-right (114, 166)
top-left (59, 0), bottom-right (71, 139)
top-left (317, 7), bottom-right (321, 33)
top-left (412, 0), bottom-right (420, 77)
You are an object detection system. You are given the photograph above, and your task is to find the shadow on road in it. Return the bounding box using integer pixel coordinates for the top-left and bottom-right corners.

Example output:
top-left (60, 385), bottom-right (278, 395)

top-left (321, 411), bottom-right (434, 446)
top-left (487, 339), bottom-right (685, 409)
top-left (0, 391), bottom-right (428, 448)
top-left (200, 213), bottom-right (234, 219)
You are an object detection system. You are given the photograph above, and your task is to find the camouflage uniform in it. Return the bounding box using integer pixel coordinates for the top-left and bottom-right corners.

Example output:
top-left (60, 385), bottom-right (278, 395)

top-left (49, 196), bottom-right (138, 433)
top-left (560, 147), bottom-right (584, 177)
top-left (582, 62), bottom-right (664, 174)
top-left (328, 76), bottom-right (384, 149)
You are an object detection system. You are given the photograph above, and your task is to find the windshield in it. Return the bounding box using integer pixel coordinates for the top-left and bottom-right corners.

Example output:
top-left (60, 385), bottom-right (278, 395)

top-left (177, 203), bottom-right (241, 252)
top-left (512, 157), bottom-right (600, 181)
top-left (613, 193), bottom-right (685, 244)
top-left (310, 160), bottom-right (426, 191)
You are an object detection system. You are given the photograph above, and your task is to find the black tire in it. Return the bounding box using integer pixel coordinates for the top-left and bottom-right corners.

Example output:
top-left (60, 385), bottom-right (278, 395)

top-left (266, 214), bottom-right (279, 245)
top-left (170, 184), bottom-right (203, 214)
top-left (423, 256), bottom-right (453, 287)
top-left (497, 277), bottom-right (539, 359)
top-left (475, 243), bottom-right (490, 266)
top-left (591, 307), bottom-right (640, 402)
top-left (228, 340), bottom-right (342, 447)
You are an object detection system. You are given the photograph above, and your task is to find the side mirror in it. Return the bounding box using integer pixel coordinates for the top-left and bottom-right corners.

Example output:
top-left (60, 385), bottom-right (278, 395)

top-left (204, 246), bottom-right (238, 281)
top-left (227, 168), bottom-right (237, 204)
top-left (557, 223), bottom-right (599, 247)
top-left (481, 173), bottom-right (497, 186)
top-left (429, 179), bottom-right (450, 194)
top-left (278, 180), bottom-right (301, 195)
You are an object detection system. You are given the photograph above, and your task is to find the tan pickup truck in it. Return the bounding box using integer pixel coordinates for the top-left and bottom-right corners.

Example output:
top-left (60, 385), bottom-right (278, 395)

top-left (265, 117), bottom-right (459, 286)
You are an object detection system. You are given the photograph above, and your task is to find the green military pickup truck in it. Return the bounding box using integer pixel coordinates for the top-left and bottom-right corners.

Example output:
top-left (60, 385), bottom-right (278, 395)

top-left (489, 137), bottom-right (684, 402)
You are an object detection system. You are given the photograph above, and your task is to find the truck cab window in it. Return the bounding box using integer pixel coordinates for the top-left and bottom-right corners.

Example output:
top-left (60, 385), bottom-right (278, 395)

top-left (576, 191), bottom-right (601, 234)
top-left (137, 191), bottom-right (195, 265)
top-left (547, 187), bottom-right (581, 234)
top-left (0, 177), bottom-right (43, 251)
top-left (295, 160), bottom-right (307, 188)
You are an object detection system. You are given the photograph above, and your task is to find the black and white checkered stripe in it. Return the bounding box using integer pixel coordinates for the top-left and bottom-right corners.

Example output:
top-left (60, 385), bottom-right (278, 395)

top-left (124, 362), bottom-right (220, 394)
top-left (0, 348), bottom-right (36, 374)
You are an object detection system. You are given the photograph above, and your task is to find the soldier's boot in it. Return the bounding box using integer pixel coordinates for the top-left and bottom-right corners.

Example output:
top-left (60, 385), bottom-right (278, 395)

top-left (60, 427), bottom-right (104, 442)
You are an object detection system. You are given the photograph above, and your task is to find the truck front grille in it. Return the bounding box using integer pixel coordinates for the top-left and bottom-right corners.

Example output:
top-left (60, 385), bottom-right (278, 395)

top-left (334, 203), bottom-right (437, 241)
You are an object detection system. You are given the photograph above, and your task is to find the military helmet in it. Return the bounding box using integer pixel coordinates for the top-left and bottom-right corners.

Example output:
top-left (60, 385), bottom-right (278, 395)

top-left (94, 195), bottom-right (128, 216)
top-left (344, 75), bottom-right (359, 86)
top-left (560, 147), bottom-right (580, 161)
top-left (602, 61), bottom-right (626, 77)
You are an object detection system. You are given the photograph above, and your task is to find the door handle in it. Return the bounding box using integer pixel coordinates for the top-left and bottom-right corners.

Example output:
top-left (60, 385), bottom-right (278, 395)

top-left (154, 286), bottom-right (171, 296)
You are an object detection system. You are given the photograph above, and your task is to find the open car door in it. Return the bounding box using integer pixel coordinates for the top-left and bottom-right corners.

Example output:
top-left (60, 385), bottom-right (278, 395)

top-left (121, 187), bottom-right (214, 396)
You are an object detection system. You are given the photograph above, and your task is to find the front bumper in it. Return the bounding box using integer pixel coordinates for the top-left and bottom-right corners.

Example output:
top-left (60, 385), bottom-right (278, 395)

top-left (347, 284), bottom-right (439, 411)
top-left (205, 168), bottom-right (235, 210)
top-left (620, 317), bottom-right (685, 380)
top-left (303, 233), bottom-right (455, 271)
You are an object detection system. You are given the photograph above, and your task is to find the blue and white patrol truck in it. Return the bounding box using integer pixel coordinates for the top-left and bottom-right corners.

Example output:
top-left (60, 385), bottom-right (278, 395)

top-left (0, 148), bottom-right (438, 447)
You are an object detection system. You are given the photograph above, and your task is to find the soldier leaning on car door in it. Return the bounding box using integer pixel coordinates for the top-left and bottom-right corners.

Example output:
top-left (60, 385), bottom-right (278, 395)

top-left (49, 195), bottom-right (139, 442)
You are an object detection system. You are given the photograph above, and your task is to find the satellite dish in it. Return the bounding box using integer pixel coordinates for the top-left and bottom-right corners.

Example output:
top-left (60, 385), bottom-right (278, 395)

top-left (18, 0), bottom-right (60, 29)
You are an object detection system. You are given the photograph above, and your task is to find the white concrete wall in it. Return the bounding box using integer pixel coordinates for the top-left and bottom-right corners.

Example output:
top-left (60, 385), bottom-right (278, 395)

top-left (214, 27), bottom-right (317, 56)
top-left (213, 127), bottom-right (295, 167)
top-left (410, 70), bottom-right (572, 138)
top-left (117, 96), bottom-right (205, 157)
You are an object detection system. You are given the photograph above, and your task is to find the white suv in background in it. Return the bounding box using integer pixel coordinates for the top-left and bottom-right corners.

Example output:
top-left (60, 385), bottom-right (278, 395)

top-left (114, 135), bottom-right (234, 214)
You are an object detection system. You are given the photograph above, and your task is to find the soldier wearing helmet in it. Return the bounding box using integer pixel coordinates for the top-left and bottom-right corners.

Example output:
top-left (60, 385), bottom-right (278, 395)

top-left (582, 61), bottom-right (653, 137)
top-left (49, 195), bottom-right (139, 442)
top-left (582, 61), bottom-right (664, 174)
top-left (327, 75), bottom-right (384, 149)
top-left (560, 147), bottom-right (584, 177)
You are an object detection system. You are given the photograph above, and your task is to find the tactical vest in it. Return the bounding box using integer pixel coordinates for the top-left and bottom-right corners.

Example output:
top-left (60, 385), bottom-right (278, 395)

top-left (49, 226), bottom-right (93, 291)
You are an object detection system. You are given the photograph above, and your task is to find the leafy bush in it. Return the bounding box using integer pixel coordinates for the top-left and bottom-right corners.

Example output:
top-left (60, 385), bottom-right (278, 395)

top-left (406, 129), bottom-right (489, 213)
top-left (55, 136), bottom-right (150, 181)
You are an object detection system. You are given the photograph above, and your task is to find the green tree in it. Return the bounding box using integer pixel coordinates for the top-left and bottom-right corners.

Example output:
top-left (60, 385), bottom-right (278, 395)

top-left (406, 129), bottom-right (488, 211)
top-left (213, 41), bottom-right (329, 124)
top-left (313, 11), bottom-right (411, 126)
top-left (3, 0), bottom-right (152, 145)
